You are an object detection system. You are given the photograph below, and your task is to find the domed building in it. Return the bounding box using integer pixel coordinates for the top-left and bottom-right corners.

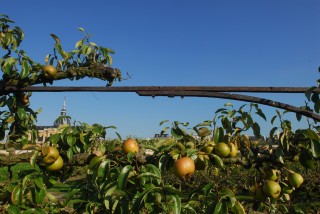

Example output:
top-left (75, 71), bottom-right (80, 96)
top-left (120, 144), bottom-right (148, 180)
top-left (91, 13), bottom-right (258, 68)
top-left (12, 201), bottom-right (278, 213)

top-left (36, 97), bottom-right (71, 144)
top-left (53, 97), bottom-right (71, 127)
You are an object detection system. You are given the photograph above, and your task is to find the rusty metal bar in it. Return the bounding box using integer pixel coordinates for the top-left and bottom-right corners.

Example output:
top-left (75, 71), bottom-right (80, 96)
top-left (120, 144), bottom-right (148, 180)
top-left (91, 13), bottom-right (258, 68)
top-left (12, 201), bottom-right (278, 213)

top-left (137, 90), bottom-right (320, 121)
top-left (1, 85), bottom-right (318, 120)
top-left (0, 86), bottom-right (317, 93)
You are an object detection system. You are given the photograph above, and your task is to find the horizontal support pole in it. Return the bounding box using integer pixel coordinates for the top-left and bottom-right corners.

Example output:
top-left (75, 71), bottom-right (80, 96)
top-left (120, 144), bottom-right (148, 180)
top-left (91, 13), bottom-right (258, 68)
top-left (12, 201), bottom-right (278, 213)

top-left (0, 86), bottom-right (318, 93)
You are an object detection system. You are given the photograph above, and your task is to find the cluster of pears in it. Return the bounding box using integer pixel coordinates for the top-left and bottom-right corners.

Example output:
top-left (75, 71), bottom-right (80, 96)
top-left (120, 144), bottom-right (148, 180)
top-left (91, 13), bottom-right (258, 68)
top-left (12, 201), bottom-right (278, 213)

top-left (203, 141), bottom-right (238, 158)
top-left (250, 168), bottom-right (304, 200)
top-left (41, 146), bottom-right (64, 171)
top-left (173, 140), bottom-right (239, 179)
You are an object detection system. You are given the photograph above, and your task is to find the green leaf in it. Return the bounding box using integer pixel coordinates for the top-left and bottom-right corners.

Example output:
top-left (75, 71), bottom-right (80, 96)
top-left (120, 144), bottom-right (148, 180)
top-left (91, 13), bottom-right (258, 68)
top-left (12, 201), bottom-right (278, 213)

top-left (300, 149), bottom-right (315, 169)
top-left (305, 86), bottom-right (317, 101)
top-left (182, 204), bottom-right (197, 214)
top-left (78, 27), bottom-right (85, 32)
top-left (64, 189), bottom-right (81, 205)
top-left (34, 208), bottom-right (48, 214)
top-left (201, 182), bottom-right (214, 196)
top-left (171, 127), bottom-right (184, 140)
top-left (214, 127), bottom-right (224, 143)
top-left (255, 108), bottom-right (267, 121)
top-left (211, 154), bottom-right (224, 168)
top-left (35, 187), bottom-right (46, 204)
top-left (227, 110), bottom-right (236, 118)
top-left (97, 159), bottom-right (110, 178)
top-left (20, 60), bottom-right (30, 79)
top-left (296, 113), bottom-right (302, 121)
top-left (158, 154), bottom-right (170, 172)
top-left (163, 185), bottom-right (181, 195)
top-left (269, 127), bottom-right (278, 139)
top-left (75, 40), bottom-right (84, 49)
top-left (66, 199), bottom-right (86, 206)
top-left (310, 139), bottom-right (320, 158)
top-left (271, 115), bottom-right (277, 125)
top-left (244, 112), bottom-right (254, 127)
top-left (67, 135), bottom-right (76, 146)
top-left (213, 201), bottom-right (223, 214)
top-left (299, 129), bottom-right (320, 141)
top-left (11, 184), bottom-right (22, 205)
top-left (17, 107), bottom-right (26, 120)
top-left (143, 164), bottom-right (161, 178)
top-left (34, 177), bottom-right (44, 189)
top-left (49, 133), bottom-right (60, 145)
top-left (22, 209), bottom-right (35, 214)
top-left (252, 122), bottom-right (261, 137)
top-left (170, 194), bottom-right (181, 214)
top-left (89, 42), bottom-right (97, 47)
top-left (7, 205), bottom-right (21, 214)
top-left (215, 108), bottom-right (227, 114)
top-left (67, 147), bottom-right (73, 161)
top-left (292, 203), bottom-right (308, 213)
top-left (117, 165), bottom-right (133, 190)
top-left (311, 92), bottom-right (319, 103)
top-left (314, 100), bottom-right (320, 113)
top-left (221, 117), bottom-right (231, 131)
top-left (232, 201), bottom-right (246, 214)
top-left (104, 183), bottom-right (118, 210)
top-left (30, 150), bottom-right (39, 168)
top-left (132, 185), bottom-right (159, 212)
top-left (159, 120), bottom-right (169, 126)
top-left (50, 34), bottom-right (60, 44)
top-left (137, 172), bottom-right (161, 181)
top-left (223, 188), bottom-right (236, 207)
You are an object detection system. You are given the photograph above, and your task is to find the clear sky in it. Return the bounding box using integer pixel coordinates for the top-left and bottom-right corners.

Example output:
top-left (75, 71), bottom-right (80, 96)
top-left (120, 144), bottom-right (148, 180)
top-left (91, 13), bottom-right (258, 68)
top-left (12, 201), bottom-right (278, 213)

top-left (2, 1), bottom-right (320, 139)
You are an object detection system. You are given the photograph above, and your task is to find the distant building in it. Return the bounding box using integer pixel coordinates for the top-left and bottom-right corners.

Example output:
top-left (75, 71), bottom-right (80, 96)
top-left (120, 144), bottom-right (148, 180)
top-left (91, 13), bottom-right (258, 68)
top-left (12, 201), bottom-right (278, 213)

top-left (31, 97), bottom-right (71, 144)
top-left (154, 133), bottom-right (169, 139)
top-left (54, 97), bottom-right (71, 127)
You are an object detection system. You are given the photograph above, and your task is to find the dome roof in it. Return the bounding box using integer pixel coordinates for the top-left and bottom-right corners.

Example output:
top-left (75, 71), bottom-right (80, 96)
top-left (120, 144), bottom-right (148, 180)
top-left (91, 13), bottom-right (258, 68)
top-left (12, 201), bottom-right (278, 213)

top-left (54, 97), bottom-right (71, 127)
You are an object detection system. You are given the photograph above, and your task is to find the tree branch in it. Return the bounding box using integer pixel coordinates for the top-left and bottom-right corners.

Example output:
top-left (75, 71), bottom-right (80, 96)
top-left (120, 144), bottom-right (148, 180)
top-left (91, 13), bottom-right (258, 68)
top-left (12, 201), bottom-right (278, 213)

top-left (0, 63), bottom-right (121, 89)
top-left (137, 91), bottom-right (320, 121)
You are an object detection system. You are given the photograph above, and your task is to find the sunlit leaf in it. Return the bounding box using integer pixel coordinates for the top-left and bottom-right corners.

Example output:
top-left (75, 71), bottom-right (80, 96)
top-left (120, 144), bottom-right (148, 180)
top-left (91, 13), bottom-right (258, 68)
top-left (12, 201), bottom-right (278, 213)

top-left (104, 183), bottom-right (117, 210)
top-left (35, 187), bottom-right (46, 204)
top-left (11, 184), bottom-right (22, 205)
top-left (30, 150), bottom-right (39, 168)
top-left (67, 135), bottom-right (76, 146)
top-left (67, 147), bottom-right (73, 161)
top-left (7, 205), bottom-right (21, 214)
top-left (213, 201), bottom-right (223, 214)
top-left (214, 127), bottom-right (224, 144)
top-left (50, 33), bottom-right (60, 44)
top-left (310, 139), bottom-right (320, 158)
top-left (20, 60), bottom-right (30, 79)
top-left (117, 165), bottom-right (133, 190)
top-left (211, 154), bottom-right (224, 168)
top-left (232, 201), bottom-right (246, 214)
top-left (17, 107), bottom-right (26, 120)
top-left (75, 40), bottom-right (84, 49)
top-left (170, 194), bottom-right (181, 214)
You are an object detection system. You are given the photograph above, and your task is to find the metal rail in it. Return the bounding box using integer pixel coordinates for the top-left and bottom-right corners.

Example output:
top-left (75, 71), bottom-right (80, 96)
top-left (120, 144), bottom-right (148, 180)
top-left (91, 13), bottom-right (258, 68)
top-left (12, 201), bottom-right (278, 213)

top-left (1, 85), bottom-right (319, 121)
top-left (0, 86), bottom-right (317, 93)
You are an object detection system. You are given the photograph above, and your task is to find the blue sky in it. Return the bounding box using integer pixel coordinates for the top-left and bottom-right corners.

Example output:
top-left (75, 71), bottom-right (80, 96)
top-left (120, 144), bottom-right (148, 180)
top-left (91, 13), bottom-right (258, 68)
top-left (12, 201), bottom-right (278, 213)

top-left (2, 1), bottom-right (320, 138)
